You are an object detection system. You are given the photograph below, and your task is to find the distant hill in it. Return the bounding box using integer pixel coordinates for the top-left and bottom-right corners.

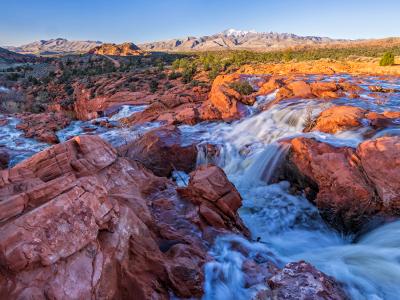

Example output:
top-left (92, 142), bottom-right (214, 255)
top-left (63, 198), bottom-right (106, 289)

top-left (88, 42), bottom-right (143, 56)
top-left (138, 29), bottom-right (347, 52)
top-left (0, 47), bottom-right (36, 64)
top-left (5, 38), bottom-right (103, 55)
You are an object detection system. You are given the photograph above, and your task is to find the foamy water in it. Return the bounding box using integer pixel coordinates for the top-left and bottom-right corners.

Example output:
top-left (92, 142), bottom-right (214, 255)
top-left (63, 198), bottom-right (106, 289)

top-left (179, 75), bottom-right (400, 300)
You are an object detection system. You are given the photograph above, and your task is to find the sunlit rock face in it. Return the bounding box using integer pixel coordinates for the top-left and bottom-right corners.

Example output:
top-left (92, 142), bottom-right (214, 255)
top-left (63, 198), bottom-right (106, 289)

top-left (88, 42), bottom-right (143, 56)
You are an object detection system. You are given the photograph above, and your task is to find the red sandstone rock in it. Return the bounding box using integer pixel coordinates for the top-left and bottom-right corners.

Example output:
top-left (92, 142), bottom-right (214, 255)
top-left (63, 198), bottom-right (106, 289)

top-left (309, 106), bottom-right (400, 134)
top-left (311, 81), bottom-right (343, 99)
top-left (200, 74), bottom-right (252, 121)
top-left (0, 134), bottom-right (251, 299)
top-left (257, 76), bottom-right (285, 95)
top-left (310, 106), bottom-right (366, 133)
top-left (356, 137), bottom-right (400, 213)
top-left (178, 164), bottom-right (249, 236)
top-left (266, 261), bottom-right (347, 300)
top-left (15, 112), bottom-right (71, 144)
top-left (125, 126), bottom-right (197, 177)
top-left (285, 137), bottom-right (380, 232)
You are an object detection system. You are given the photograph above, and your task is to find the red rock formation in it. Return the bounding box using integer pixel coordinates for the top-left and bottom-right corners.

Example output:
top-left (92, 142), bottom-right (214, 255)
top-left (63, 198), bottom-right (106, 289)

top-left (0, 135), bottom-right (248, 299)
top-left (285, 137), bottom-right (379, 231)
top-left (257, 76), bottom-right (286, 95)
top-left (308, 106), bottom-right (400, 134)
top-left (15, 112), bottom-right (71, 143)
top-left (266, 261), bottom-right (347, 300)
top-left (284, 136), bottom-right (400, 232)
top-left (356, 136), bottom-right (400, 213)
top-left (310, 106), bottom-right (366, 133)
top-left (200, 74), bottom-right (252, 121)
top-left (311, 81), bottom-right (343, 99)
top-left (125, 126), bottom-right (198, 177)
top-left (178, 164), bottom-right (249, 236)
top-left (260, 79), bottom-right (362, 110)
top-left (73, 85), bottom-right (150, 120)
top-left (88, 42), bottom-right (143, 56)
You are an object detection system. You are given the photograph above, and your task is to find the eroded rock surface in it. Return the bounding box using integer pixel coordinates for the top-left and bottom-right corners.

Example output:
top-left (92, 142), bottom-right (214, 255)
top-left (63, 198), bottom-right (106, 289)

top-left (15, 112), bottom-right (71, 143)
top-left (200, 74), bottom-right (254, 121)
top-left (125, 126), bottom-right (197, 177)
top-left (284, 136), bottom-right (400, 232)
top-left (0, 135), bottom-right (249, 299)
top-left (266, 261), bottom-right (347, 300)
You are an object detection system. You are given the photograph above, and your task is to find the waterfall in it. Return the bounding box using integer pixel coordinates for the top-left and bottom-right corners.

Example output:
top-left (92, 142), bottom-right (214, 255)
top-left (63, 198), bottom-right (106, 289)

top-left (191, 93), bottom-right (400, 300)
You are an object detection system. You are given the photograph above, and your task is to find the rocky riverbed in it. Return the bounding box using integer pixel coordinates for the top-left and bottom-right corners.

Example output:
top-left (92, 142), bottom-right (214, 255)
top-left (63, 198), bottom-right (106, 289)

top-left (0, 73), bottom-right (400, 299)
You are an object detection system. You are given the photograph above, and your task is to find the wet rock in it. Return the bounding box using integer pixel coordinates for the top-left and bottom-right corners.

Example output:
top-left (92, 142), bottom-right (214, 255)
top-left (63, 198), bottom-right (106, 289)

top-left (257, 76), bottom-right (285, 95)
top-left (308, 105), bottom-right (400, 134)
top-left (309, 106), bottom-right (366, 133)
top-left (368, 85), bottom-right (399, 93)
top-left (15, 112), bottom-right (71, 144)
top-left (311, 81), bottom-right (343, 99)
top-left (266, 261), bottom-right (347, 300)
top-left (365, 111), bottom-right (400, 129)
top-left (126, 126), bottom-right (198, 177)
top-left (284, 137), bottom-right (380, 232)
top-left (178, 164), bottom-right (249, 236)
top-left (284, 135), bottom-right (400, 232)
top-left (356, 136), bottom-right (400, 213)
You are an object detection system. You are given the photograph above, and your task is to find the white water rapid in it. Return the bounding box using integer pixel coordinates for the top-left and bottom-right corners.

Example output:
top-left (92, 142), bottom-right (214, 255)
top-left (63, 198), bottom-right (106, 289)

top-left (178, 88), bottom-right (400, 299)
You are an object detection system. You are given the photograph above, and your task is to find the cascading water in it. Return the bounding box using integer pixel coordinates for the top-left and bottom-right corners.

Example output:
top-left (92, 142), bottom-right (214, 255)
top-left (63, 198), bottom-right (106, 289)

top-left (0, 116), bottom-right (49, 166)
top-left (1, 74), bottom-right (399, 298)
top-left (178, 91), bottom-right (400, 299)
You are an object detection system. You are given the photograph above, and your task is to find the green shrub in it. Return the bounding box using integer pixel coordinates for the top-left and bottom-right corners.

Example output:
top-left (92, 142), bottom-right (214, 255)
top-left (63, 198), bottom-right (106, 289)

top-left (181, 63), bottom-right (197, 84)
top-left (229, 80), bottom-right (254, 95)
top-left (149, 80), bottom-right (158, 93)
top-left (379, 52), bottom-right (395, 66)
top-left (168, 72), bottom-right (182, 80)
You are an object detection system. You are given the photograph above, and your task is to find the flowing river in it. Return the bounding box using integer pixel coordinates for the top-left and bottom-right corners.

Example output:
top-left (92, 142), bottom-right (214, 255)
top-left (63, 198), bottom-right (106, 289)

top-left (2, 75), bottom-right (400, 299)
top-left (178, 74), bottom-right (400, 300)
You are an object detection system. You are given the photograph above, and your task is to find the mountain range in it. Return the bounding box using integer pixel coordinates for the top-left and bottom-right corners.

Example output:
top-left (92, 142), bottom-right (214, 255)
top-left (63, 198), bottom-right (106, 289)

top-left (0, 47), bottom-right (36, 65)
top-left (5, 38), bottom-right (103, 55)
top-left (137, 29), bottom-right (346, 51)
top-left (3, 29), bottom-right (348, 55)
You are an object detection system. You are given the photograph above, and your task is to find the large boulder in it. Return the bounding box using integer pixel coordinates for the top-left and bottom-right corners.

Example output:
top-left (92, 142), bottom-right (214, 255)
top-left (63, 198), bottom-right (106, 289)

top-left (356, 136), bottom-right (400, 213)
top-left (266, 261), bottom-right (347, 300)
top-left (309, 106), bottom-right (366, 133)
top-left (284, 136), bottom-right (400, 232)
top-left (307, 106), bottom-right (400, 134)
top-left (178, 164), bottom-right (249, 236)
top-left (200, 74), bottom-right (251, 121)
top-left (15, 112), bottom-right (71, 144)
top-left (126, 126), bottom-right (198, 177)
top-left (284, 137), bottom-right (380, 232)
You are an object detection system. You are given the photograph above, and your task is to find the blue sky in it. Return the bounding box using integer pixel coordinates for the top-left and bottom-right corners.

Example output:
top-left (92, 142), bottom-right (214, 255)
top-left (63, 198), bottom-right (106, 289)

top-left (1, 0), bottom-right (399, 46)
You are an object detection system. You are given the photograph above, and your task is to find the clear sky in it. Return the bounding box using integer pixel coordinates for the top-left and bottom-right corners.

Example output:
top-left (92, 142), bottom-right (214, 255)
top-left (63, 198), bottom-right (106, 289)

top-left (1, 0), bottom-right (399, 46)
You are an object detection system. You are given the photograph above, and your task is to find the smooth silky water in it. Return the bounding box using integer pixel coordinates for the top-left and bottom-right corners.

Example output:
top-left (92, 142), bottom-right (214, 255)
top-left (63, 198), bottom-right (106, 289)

top-left (179, 82), bottom-right (400, 299)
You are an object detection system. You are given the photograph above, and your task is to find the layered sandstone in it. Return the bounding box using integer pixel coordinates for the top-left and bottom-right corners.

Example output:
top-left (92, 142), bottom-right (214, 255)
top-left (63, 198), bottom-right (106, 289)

top-left (284, 136), bottom-right (400, 232)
